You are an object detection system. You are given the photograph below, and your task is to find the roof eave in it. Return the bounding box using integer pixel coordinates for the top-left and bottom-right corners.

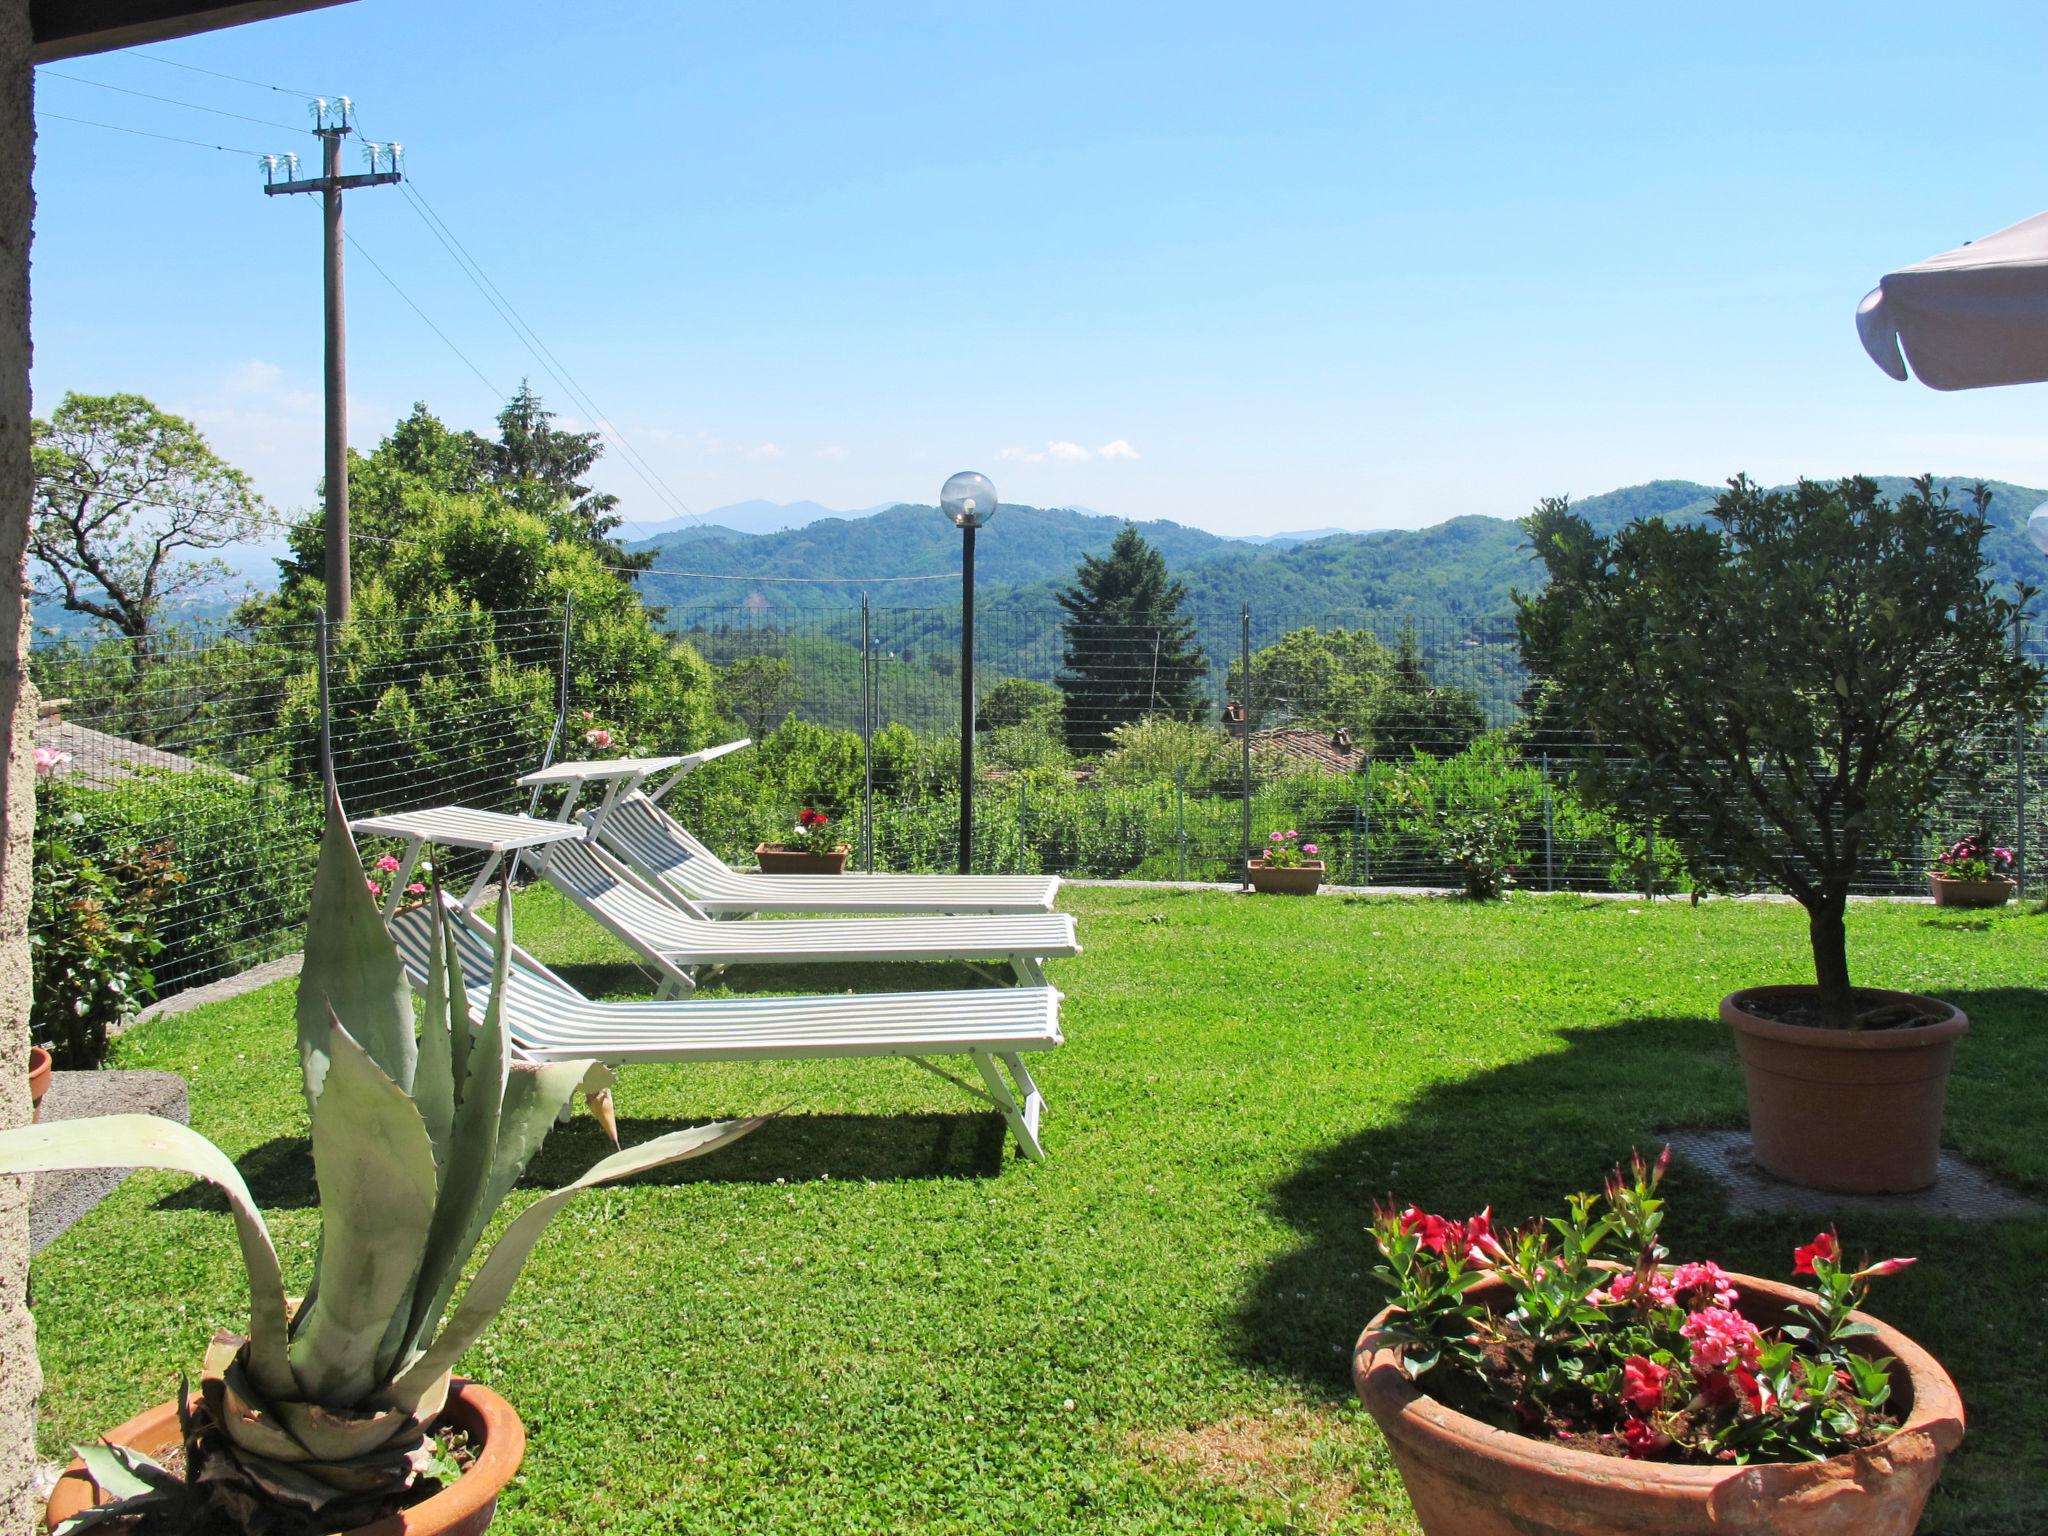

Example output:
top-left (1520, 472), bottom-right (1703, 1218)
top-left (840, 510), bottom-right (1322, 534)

top-left (31, 0), bottom-right (353, 65)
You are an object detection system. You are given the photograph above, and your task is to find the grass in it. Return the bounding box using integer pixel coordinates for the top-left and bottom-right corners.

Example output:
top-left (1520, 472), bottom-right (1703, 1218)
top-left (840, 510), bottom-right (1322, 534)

top-left (28, 884), bottom-right (2048, 1534)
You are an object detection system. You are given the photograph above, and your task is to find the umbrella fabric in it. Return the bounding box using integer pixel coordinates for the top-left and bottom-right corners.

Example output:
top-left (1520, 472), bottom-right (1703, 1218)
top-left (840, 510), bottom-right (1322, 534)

top-left (1859, 210), bottom-right (2048, 390)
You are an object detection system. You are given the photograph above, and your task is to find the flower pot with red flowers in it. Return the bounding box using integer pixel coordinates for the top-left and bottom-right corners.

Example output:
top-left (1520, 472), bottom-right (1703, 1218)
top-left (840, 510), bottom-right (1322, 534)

top-left (1248, 829), bottom-right (1324, 894)
top-left (757, 808), bottom-right (850, 874)
top-left (1928, 832), bottom-right (2016, 906)
top-left (27, 1045), bottom-right (52, 1122)
top-left (1354, 1149), bottom-right (1963, 1536)
top-left (1519, 476), bottom-right (2045, 1193)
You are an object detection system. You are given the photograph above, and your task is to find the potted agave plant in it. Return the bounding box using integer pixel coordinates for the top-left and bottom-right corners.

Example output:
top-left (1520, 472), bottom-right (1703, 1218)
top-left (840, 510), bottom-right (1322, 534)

top-left (1355, 1149), bottom-right (1964, 1536)
top-left (1519, 476), bottom-right (2045, 1192)
top-left (1928, 832), bottom-right (2017, 908)
top-left (1247, 829), bottom-right (1323, 895)
top-left (756, 807), bottom-right (849, 874)
top-left (1, 798), bottom-right (759, 1534)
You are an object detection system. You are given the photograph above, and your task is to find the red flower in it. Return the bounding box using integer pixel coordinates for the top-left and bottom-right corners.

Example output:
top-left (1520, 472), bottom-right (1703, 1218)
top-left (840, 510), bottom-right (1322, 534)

top-left (1620, 1356), bottom-right (1669, 1416)
top-left (1399, 1207), bottom-right (1461, 1255)
top-left (1792, 1230), bottom-right (1839, 1276)
top-left (1696, 1369), bottom-right (1736, 1407)
top-left (1732, 1368), bottom-right (1774, 1415)
top-left (798, 808), bottom-right (830, 828)
top-left (1855, 1256), bottom-right (1917, 1279)
top-left (1619, 1417), bottom-right (1668, 1459)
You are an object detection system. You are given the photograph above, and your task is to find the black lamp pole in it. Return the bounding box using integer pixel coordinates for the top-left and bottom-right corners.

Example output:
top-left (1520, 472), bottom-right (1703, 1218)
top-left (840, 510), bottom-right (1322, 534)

top-left (959, 521), bottom-right (976, 875)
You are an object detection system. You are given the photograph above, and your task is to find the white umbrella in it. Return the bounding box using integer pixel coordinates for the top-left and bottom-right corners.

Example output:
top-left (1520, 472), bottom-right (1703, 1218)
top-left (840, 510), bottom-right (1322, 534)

top-left (1858, 210), bottom-right (2048, 390)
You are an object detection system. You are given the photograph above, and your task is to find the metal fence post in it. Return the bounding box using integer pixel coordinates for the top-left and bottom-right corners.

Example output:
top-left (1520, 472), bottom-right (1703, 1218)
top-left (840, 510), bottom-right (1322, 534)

top-left (1542, 752), bottom-right (1554, 893)
top-left (526, 595), bottom-right (574, 816)
top-left (861, 593), bottom-right (875, 874)
top-left (1019, 775), bottom-right (1029, 874)
top-left (1361, 754), bottom-right (1373, 884)
top-left (2016, 612), bottom-right (2029, 898)
top-left (1176, 770), bottom-right (1188, 882)
top-left (1240, 602), bottom-right (1253, 888)
top-left (315, 605), bottom-right (334, 803)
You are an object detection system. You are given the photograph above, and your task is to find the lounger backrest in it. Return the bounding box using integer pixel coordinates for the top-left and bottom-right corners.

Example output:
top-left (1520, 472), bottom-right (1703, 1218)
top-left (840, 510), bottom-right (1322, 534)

top-left (387, 901), bottom-right (577, 1010)
top-left (536, 838), bottom-right (693, 935)
top-left (599, 794), bottom-right (733, 882)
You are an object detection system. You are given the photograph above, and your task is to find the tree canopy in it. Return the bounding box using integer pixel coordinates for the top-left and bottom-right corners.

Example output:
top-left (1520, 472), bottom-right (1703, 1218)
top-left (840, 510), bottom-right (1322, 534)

top-left (1517, 473), bottom-right (2044, 1026)
top-left (1054, 526), bottom-right (1208, 754)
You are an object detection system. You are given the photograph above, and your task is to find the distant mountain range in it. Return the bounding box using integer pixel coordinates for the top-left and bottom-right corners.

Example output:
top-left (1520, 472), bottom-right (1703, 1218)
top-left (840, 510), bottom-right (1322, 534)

top-left (616, 499), bottom-right (895, 543)
top-left (628, 477), bottom-right (2048, 636)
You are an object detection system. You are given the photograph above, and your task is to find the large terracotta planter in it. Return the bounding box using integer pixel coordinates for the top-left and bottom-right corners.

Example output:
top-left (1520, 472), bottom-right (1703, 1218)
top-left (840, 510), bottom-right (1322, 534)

top-left (27, 1046), bottom-right (51, 1123)
top-left (1929, 874), bottom-right (2015, 908)
top-left (1355, 1272), bottom-right (1963, 1536)
top-left (1247, 859), bottom-right (1324, 895)
top-left (1724, 985), bottom-right (1966, 1194)
top-left (46, 1379), bottom-right (525, 1536)
top-left (755, 843), bottom-right (849, 874)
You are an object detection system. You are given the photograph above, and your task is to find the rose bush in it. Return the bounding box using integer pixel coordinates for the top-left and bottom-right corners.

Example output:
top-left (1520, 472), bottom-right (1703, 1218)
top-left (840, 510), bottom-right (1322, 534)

top-left (1370, 1148), bottom-right (1915, 1465)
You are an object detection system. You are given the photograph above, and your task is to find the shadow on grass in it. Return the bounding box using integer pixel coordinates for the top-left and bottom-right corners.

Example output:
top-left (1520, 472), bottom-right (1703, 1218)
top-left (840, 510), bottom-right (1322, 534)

top-left (154, 1110), bottom-right (1008, 1215)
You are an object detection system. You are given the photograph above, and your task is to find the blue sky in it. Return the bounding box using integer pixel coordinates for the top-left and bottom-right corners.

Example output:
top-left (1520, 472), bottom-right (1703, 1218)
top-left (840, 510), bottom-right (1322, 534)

top-left (29, 1), bottom-right (2048, 538)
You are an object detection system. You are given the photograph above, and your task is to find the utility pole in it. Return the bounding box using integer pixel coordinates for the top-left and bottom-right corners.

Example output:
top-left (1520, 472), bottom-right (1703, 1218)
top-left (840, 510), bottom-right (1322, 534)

top-left (262, 98), bottom-right (402, 624)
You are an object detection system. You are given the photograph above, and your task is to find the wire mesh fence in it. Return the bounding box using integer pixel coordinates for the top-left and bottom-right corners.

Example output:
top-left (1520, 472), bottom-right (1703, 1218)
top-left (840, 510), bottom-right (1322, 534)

top-left (28, 597), bottom-right (2048, 1010)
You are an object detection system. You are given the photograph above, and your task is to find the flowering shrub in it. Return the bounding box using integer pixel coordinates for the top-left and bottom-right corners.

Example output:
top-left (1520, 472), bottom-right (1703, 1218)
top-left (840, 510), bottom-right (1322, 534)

top-left (363, 851), bottom-right (431, 912)
top-left (1370, 1149), bottom-right (1913, 1465)
top-left (574, 709), bottom-right (631, 760)
top-left (1257, 829), bottom-right (1321, 869)
top-left (1933, 832), bottom-right (2013, 883)
top-left (788, 807), bottom-right (845, 854)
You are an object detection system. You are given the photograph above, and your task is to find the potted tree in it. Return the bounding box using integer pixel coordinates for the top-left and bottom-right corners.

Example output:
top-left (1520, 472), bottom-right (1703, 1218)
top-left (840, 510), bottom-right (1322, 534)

top-left (756, 807), bottom-right (850, 874)
top-left (1354, 1150), bottom-right (1964, 1536)
top-left (1247, 829), bottom-right (1324, 894)
top-left (2, 799), bottom-right (758, 1534)
top-left (1928, 832), bottom-right (2017, 907)
top-left (1518, 475), bottom-right (2043, 1193)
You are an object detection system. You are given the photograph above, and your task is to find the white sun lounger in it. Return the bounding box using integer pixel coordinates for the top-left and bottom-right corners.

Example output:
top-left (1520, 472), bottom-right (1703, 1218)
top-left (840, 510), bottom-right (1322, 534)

top-left (518, 750), bottom-right (1062, 916)
top-left (526, 835), bottom-right (1078, 995)
top-left (387, 898), bottom-right (1061, 1159)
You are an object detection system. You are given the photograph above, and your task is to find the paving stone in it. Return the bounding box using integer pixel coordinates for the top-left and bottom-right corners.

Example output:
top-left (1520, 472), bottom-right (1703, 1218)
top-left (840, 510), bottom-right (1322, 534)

top-left (1667, 1128), bottom-right (2043, 1222)
top-left (29, 1069), bottom-right (190, 1254)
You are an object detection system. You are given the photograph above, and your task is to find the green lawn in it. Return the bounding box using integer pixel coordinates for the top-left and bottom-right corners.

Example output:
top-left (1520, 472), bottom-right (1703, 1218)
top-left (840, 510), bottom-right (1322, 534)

top-left (28, 886), bottom-right (2048, 1534)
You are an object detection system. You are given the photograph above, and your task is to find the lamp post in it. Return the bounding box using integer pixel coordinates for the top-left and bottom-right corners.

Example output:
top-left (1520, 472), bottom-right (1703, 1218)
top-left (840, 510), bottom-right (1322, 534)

top-left (942, 470), bottom-right (997, 875)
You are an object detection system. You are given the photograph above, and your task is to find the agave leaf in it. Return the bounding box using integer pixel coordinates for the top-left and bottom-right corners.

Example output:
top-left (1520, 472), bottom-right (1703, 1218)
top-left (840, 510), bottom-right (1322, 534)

top-left (389, 1116), bottom-right (766, 1409)
top-left (391, 899), bottom-right (510, 1375)
top-left (53, 1491), bottom-right (181, 1534)
top-left (412, 900), bottom-right (457, 1171)
top-left (289, 1018), bottom-right (438, 1405)
top-left (218, 1360), bottom-right (317, 1464)
top-left (0, 1116), bottom-right (293, 1400)
top-left (297, 792), bottom-right (416, 1107)
top-left (73, 1441), bottom-right (170, 1499)
top-left (271, 1397), bottom-right (427, 1464)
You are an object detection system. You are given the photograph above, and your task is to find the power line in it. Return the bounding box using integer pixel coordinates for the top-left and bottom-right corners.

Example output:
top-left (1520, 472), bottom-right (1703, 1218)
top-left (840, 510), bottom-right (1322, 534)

top-left (35, 109), bottom-right (265, 157)
top-left (132, 50), bottom-right (335, 100)
top-left (40, 69), bottom-right (308, 133)
top-left (342, 224), bottom-right (505, 401)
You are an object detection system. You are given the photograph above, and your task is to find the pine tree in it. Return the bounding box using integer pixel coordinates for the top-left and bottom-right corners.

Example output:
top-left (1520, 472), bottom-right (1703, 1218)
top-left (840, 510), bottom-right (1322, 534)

top-left (1054, 525), bottom-right (1209, 753)
top-left (479, 382), bottom-right (650, 573)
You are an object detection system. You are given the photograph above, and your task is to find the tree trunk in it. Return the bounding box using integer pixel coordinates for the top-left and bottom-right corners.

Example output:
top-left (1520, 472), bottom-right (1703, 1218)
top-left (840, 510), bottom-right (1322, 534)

top-left (0, 6), bottom-right (37, 1531)
top-left (1806, 889), bottom-right (1857, 1029)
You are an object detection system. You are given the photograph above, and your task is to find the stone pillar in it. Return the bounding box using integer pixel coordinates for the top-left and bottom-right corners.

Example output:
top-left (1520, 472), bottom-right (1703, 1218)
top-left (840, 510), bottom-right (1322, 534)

top-left (0, 1), bottom-right (37, 1530)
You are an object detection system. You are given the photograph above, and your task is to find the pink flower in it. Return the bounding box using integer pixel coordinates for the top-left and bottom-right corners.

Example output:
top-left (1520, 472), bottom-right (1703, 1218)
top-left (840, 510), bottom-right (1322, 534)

top-left (1285, 829), bottom-right (1298, 839)
top-left (1620, 1355), bottom-right (1669, 1416)
top-left (374, 854), bottom-right (402, 874)
top-left (1619, 1417), bottom-right (1668, 1459)
top-left (585, 727), bottom-right (613, 748)
top-left (1596, 1270), bottom-right (1676, 1310)
top-left (405, 882), bottom-right (427, 896)
top-left (32, 745), bottom-right (69, 778)
top-left (1681, 1307), bottom-right (1762, 1372)
top-left (1855, 1257), bottom-right (1917, 1279)
top-left (1268, 831), bottom-right (1284, 842)
top-left (1301, 843), bottom-right (1319, 856)
top-left (1668, 1261), bottom-right (1739, 1310)
top-left (365, 879), bottom-right (382, 897)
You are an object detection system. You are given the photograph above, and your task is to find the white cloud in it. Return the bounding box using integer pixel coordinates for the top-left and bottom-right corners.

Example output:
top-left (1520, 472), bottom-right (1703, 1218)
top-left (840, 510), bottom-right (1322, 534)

top-left (747, 441), bottom-right (783, 462)
top-left (1046, 440), bottom-right (1092, 463)
top-left (996, 437), bottom-right (1140, 465)
top-left (1098, 438), bottom-right (1140, 461)
top-left (814, 444), bottom-right (849, 461)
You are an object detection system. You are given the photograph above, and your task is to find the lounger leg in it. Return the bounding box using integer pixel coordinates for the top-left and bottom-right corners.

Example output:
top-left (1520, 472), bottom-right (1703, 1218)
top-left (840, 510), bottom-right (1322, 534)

top-left (972, 1050), bottom-right (1045, 1161)
top-left (1000, 1051), bottom-right (1045, 1111)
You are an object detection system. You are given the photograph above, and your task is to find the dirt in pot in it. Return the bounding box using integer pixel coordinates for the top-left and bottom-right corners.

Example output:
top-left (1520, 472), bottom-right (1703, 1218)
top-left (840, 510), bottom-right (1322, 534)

top-left (1734, 988), bottom-right (1951, 1031)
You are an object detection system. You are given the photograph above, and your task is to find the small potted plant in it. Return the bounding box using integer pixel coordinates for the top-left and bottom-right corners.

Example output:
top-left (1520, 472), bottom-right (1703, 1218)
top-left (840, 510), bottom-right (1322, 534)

top-left (26, 1045), bottom-right (51, 1122)
top-left (757, 807), bottom-right (850, 874)
top-left (1928, 832), bottom-right (2016, 907)
top-left (1247, 829), bottom-right (1324, 894)
top-left (1354, 1149), bottom-right (1963, 1536)
top-left (8, 798), bottom-right (758, 1535)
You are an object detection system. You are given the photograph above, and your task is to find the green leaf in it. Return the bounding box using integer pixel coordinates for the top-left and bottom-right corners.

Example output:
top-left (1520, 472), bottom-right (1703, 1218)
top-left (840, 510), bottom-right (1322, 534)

top-left (0, 1115), bottom-right (293, 1401)
top-left (289, 1017), bottom-right (439, 1404)
top-left (73, 1441), bottom-right (171, 1500)
top-left (390, 1116), bottom-right (764, 1410)
top-left (297, 792), bottom-right (416, 1108)
top-left (412, 901), bottom-right (457, 1171)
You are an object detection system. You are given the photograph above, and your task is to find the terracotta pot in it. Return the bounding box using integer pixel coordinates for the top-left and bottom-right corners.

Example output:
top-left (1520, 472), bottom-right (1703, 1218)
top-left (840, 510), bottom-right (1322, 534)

top-left (1929, 874), bottom-right (2015, 908)
top-left (755, 843), bottom-right (849, 874)
top-left (27, 1046), bottom-right (51, 1123)
top-left (46, 1379), bottom-right (525, 1536)
top-left (1355, 1272), bottom-right (1964, 1536)
top-left (1723, 985), bottom-right (1966, 1194)
top-left (1247, 859), bottom-right (1324, 895)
